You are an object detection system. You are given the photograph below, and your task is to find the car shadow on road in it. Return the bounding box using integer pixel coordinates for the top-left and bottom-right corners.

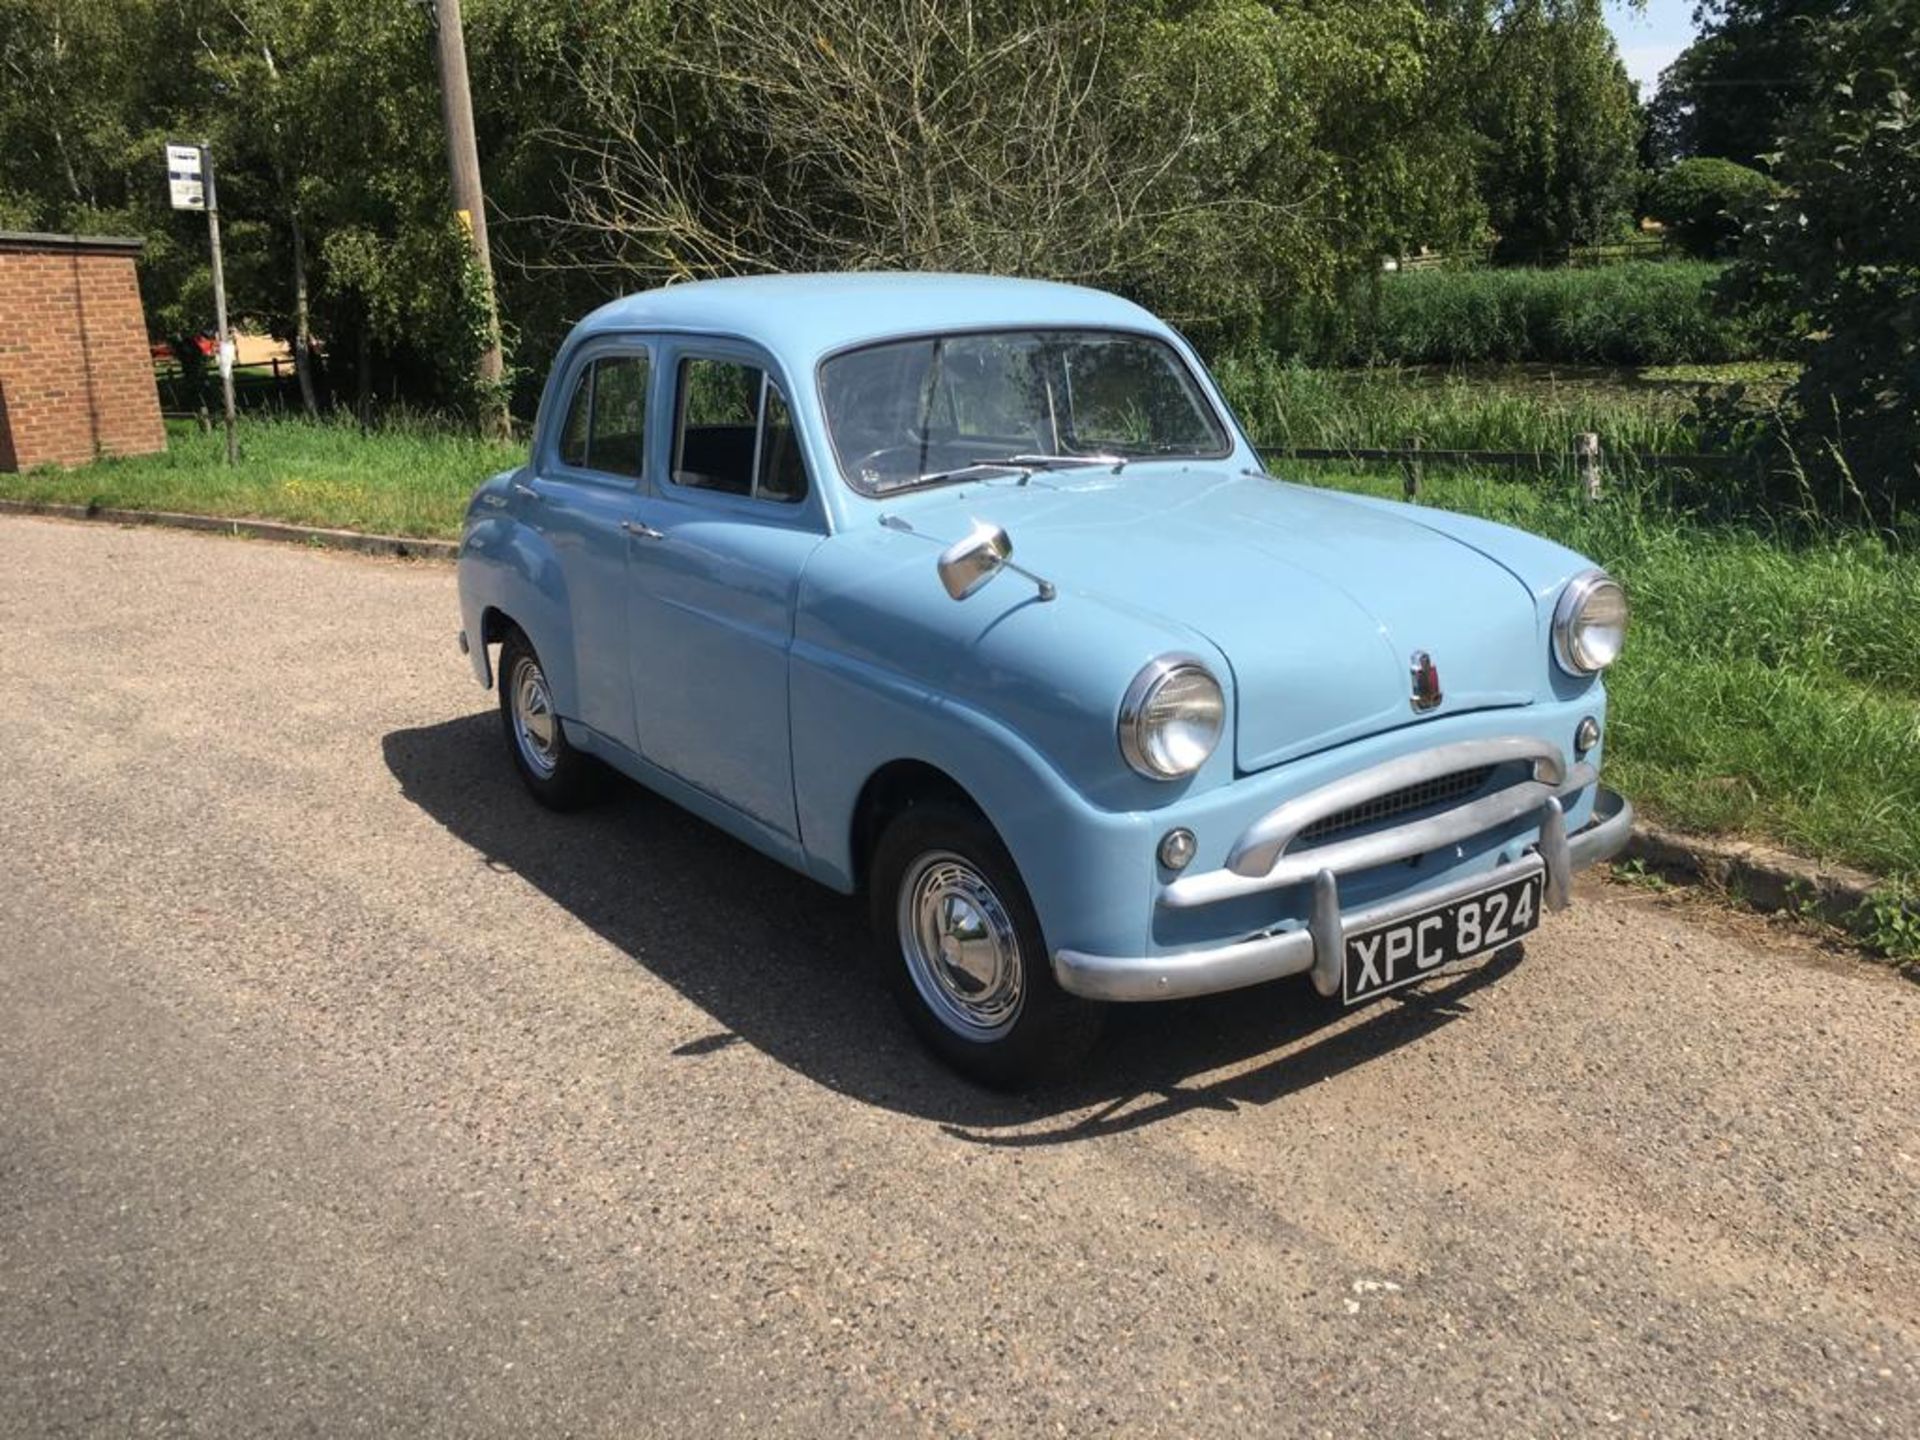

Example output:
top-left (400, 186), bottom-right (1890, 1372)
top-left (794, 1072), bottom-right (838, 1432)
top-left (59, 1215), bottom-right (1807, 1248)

top-left (384, 713), bottom-right (1527, 1142)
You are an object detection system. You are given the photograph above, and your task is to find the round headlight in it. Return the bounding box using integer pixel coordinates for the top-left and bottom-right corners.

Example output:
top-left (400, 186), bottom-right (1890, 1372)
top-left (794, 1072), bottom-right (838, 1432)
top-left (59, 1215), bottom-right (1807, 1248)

top-left (1553, 570), bottom-right (1628, 675)
top-left (1120, 658), bottom-right (1224, 780)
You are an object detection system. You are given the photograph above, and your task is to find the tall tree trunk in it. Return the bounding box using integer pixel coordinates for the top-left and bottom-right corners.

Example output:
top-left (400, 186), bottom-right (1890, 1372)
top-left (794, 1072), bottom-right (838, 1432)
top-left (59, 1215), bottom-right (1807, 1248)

top-left (287, 204), bottom-right (320, 419)
top-left (48, 116), bottom-right (83, 204)
top-left (355, 318), bottom-right (371, 435)
top-left (255, 40), bottom-right (321, 420)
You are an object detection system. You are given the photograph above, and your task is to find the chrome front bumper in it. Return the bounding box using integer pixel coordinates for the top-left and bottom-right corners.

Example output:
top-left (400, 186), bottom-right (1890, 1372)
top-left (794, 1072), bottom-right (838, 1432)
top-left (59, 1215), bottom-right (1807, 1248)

top-left (1053, 786), bottom-right (1634, 1003)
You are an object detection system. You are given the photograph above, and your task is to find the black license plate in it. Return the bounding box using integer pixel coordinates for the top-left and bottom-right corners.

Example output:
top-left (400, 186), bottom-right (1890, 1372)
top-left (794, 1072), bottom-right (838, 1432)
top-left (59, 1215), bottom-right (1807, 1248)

top-left (1343, 869), bottom-right (1543, 1005)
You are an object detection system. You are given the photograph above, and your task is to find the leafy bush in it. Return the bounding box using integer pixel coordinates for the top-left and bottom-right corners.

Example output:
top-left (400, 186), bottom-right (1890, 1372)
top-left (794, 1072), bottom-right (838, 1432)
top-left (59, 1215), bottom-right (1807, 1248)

top-left (1281, 262), bottom-right (1759, 367)
top-left (1719, 0), bottom-right (1920, 525)
top-left (1643, 158), bottom-right (1774, 259)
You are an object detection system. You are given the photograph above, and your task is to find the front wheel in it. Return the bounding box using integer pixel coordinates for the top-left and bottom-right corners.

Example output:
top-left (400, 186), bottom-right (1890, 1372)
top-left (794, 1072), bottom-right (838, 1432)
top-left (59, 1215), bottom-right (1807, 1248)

top-left (868, 802), bottom-right (1103, 1087)
top-left (497, 628), bottom-right (597, 810)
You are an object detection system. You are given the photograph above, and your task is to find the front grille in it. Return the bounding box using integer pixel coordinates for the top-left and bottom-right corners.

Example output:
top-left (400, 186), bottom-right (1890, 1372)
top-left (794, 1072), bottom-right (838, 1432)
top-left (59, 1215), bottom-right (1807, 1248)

top-left (1297, 765), bottom-right (1497, 847)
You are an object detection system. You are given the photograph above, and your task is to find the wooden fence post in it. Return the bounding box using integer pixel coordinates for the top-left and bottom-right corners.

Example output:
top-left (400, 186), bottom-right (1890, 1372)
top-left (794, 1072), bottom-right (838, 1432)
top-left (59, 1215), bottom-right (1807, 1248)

top-left (1576, 432), bottom-right (1602, 499)
top-left (1401, 436), bottom-right (1423, 500)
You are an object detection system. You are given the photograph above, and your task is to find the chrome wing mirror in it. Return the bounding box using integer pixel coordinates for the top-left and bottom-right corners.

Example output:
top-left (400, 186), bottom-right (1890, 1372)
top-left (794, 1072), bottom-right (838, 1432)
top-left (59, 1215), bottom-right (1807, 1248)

top-left (936, 521), bottom-right (1055, 602)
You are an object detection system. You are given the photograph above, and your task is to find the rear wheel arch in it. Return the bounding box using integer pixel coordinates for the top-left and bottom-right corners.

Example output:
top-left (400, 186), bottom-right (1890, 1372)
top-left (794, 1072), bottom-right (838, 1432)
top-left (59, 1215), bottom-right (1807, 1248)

top-left (475, 597), bottom-right (580, 720)
top-left (473, 605), bottom-right (514, 686)
top-left (479, 605), bottom-right (513, 652)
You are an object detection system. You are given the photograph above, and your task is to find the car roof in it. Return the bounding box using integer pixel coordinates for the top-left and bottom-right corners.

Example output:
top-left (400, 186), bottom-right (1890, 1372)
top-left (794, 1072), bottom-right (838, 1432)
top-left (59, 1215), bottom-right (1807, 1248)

top-left (572, 272), bottom-right (1173, 364)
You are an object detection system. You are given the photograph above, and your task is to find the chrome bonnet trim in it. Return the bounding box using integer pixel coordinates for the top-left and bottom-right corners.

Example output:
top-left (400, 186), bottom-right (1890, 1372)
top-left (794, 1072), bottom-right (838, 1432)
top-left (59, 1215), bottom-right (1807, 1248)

top-left (1226, 735), bottom-right (1567, 877)
top-left (1163, 759), bottom-right (1596, 910)
top-left (1054, 786), bottom-right (1633, 1003)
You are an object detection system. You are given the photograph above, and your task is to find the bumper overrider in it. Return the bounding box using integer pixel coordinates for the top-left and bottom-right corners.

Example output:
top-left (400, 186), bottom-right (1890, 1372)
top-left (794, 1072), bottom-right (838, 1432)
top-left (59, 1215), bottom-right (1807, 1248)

top-left (1053, 735), bottom-right (1634, 1003)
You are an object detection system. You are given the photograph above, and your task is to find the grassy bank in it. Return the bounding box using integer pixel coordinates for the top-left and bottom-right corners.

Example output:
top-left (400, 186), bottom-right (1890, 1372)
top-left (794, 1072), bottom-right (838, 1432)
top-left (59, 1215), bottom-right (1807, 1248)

top-left (1, 416), bottom-right (519, 538)
top-left (1215, 358), bottom-right (1714, 455)
top-left (1277, 261), bottom-right (1758, 368)
top-left (6, 406), bottom-right (1915, 888)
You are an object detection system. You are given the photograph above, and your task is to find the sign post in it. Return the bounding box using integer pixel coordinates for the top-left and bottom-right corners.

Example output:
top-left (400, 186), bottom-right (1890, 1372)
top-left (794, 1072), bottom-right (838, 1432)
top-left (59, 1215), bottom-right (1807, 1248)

top-left (166, 141), bottom-right (237, 465)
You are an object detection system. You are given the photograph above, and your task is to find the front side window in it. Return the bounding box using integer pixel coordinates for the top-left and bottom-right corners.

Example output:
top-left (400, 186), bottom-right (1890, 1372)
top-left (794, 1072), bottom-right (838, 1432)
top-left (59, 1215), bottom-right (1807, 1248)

top-left (818, 329), bottom-right (1231, 494)
top-left (673, 357), bottom-right (808, 504)
top-left (759, 386), bottom-right (806, 503)
top-left (555, 352), bottom-right (650, 478)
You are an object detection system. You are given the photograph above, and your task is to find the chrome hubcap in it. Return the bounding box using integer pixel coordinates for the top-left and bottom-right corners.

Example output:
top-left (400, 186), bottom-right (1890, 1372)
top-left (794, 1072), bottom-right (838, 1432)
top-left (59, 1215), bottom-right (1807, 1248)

top-left (897, 851), bottom-right (1024, 1039)
top-left (510, 656), bottom-right (560, 778)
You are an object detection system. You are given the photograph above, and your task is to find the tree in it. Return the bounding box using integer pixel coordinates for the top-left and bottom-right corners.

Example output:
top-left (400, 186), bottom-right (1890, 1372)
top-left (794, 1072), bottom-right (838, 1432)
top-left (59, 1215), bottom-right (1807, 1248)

top-left (0, 0), bottom-right (1715, 406)
top-left (532, 0), bottom-right (1507, 350)
top-left (1473, 0), bottom-right (1642, 261)
top-left (1722, 0), bottom-right (1920, 517)
top-left (0, 0), bottom-right (155, 225)
top-left (1645, 1), bottom-right (1840, 167)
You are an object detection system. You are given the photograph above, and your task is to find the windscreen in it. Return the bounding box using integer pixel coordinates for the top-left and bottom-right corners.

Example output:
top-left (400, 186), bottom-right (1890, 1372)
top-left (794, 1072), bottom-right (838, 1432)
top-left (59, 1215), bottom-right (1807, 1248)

top-left (818, 329), bottom-right (1232, 494)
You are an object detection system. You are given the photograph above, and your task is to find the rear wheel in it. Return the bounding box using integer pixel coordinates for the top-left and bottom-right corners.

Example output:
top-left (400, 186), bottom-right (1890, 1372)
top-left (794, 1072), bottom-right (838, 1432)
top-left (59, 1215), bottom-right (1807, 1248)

top-left (868, 801), bottom-right (1103, 1087)
top-left (497, 628), bottom-right (596, 810)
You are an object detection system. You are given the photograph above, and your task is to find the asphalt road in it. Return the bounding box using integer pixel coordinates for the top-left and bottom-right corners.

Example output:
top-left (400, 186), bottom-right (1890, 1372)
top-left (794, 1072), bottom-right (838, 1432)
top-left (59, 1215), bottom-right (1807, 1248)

top-left (1, 514), bottom-right (1915, 1438)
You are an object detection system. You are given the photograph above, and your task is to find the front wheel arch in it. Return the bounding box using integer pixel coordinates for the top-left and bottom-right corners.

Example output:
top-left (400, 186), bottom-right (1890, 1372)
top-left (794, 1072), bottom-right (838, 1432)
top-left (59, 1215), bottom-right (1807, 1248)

top-left (849, 759), bottom-right (981, 894)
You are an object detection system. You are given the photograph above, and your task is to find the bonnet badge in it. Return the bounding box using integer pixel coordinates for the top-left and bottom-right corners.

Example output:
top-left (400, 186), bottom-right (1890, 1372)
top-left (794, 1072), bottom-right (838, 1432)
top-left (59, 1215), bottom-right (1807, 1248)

top-left (1409, 650), bottom-right (1443, 712)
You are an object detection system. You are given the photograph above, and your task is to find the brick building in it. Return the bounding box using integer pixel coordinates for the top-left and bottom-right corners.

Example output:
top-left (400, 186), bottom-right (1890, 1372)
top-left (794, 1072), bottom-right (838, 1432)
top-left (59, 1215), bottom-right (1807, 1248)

top-left (0, 231), bottom-right (166, 471)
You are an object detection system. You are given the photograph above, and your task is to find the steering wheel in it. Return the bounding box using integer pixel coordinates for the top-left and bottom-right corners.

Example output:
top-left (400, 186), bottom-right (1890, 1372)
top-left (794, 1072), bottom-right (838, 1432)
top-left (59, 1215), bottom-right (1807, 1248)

top-left (853, 443), bottom-right (928, 479)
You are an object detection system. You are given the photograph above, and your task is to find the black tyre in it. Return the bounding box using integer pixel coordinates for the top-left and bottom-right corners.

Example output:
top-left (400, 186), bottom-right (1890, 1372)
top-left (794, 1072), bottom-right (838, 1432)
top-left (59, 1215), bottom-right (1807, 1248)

top-left (868, 801), bottom-right (1104, 1087)
top-left (497, 628), bottom-right (597, 810)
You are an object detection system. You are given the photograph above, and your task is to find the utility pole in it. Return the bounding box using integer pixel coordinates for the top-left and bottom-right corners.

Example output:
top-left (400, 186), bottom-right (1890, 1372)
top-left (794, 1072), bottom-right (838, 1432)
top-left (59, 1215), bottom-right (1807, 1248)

top-left (205, 151), bottom-right (238, 465)
top-left (426, 0), bottom-right (508, 438)
top-left (167, 140), bottom-right (237, 463)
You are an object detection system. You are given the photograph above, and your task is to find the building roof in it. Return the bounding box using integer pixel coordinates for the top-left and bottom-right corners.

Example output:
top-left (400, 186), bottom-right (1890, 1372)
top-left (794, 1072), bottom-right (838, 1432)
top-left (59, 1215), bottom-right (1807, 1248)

top-left (573, 272), bottom-right (1167, 362)
top-left (0, 231), bottom-right (145, 256)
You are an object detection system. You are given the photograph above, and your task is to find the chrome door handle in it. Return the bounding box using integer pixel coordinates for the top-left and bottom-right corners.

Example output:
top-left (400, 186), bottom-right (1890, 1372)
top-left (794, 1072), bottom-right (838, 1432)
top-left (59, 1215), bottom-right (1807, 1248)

top-left (621, 520), bottom-right (665, 541)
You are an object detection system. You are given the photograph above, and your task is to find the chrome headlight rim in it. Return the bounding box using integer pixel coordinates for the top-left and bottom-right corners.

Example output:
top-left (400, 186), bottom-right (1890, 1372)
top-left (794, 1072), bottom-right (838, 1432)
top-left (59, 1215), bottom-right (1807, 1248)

top-left (1552, 568), bottom-right (1628, 676)
top-left (1118, 655), bottom-right (1225, 781)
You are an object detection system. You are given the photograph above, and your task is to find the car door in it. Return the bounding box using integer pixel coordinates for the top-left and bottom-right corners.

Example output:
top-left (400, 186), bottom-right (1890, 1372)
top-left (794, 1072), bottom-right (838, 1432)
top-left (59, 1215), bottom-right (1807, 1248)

top-left (622, 341), bottom-right (828, 837)
top-left (525, 339), bottom-right (655, 753)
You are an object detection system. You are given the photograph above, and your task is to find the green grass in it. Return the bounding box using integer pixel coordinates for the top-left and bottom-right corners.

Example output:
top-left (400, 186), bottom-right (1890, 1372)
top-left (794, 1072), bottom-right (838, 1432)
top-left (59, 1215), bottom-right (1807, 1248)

top-left (1, 415), bottom-right (519, 538)
top-left (6, 405), bottom-right (1916, 886)
top-left (1283, 261), bottom-right (1759, 367)
top-left (1215, 357), bottom-right (1708, 455)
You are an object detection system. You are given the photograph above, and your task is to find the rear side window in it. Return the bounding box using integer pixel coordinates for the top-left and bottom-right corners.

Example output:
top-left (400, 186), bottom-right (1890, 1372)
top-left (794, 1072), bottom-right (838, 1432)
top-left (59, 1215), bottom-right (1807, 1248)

top-left (673, 357), bottom-right (808, 504)
top-left (558, 369), bottom-right (592, 467)
top-left (554, 352), bottom-right (650, 478)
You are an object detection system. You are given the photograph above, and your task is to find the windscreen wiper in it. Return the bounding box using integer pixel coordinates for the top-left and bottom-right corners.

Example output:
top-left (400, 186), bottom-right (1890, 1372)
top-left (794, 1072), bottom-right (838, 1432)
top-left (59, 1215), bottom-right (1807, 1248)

top-left (868, 460), bottom-right (1031, 493)
top-left (870, 452), bottom-right (1129, 494)
top-left (1000, 452), bottom-right (1128, 473)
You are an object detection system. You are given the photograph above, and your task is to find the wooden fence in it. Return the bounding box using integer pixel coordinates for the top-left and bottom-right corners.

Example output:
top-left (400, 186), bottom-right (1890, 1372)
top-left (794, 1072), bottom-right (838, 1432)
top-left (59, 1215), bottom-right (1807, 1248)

top-left (158, 356), bottom-right (305, 425)
top-left (1257, 433), bottom-right (1742, 500)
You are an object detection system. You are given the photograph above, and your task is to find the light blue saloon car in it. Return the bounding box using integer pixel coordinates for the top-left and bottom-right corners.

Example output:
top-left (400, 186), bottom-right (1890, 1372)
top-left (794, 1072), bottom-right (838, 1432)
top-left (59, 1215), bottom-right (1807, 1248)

top-left (457, 274), bottom-right (1633, 1085)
